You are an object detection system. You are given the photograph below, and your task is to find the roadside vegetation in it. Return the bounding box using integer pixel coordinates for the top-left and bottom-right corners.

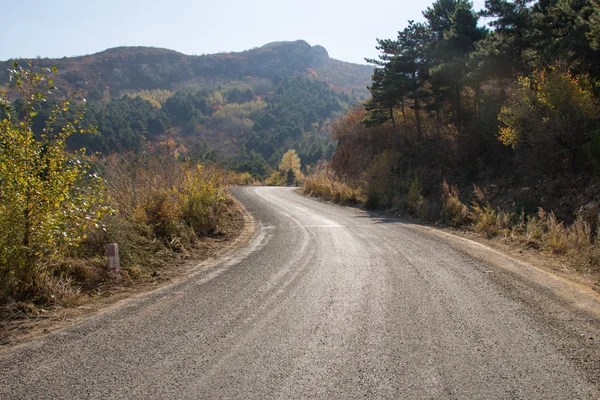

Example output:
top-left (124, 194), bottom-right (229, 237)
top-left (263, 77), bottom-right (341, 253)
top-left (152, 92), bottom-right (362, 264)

top-left (0, 63), bottom-right (234, 311)
top-left (303, 0), bottom-right (600, 275)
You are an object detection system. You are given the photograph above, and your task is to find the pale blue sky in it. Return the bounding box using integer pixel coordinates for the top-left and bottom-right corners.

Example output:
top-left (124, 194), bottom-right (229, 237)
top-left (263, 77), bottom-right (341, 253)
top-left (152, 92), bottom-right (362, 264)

top-left (1, 0), bottom-right (487, 64)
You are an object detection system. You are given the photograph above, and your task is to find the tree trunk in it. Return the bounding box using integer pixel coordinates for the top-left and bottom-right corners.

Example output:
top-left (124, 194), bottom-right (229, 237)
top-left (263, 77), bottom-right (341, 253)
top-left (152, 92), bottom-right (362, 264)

top-left (436, 96), bottom-right (441, 137)
top-left (22, 187), bottom-right (33, 290)
top-left (415, 98), bottom-right (423, 140)
top-left (474, 85), bottom-right (480, 119)
top-left (401, 99), bottom-right (406, 121)
top-left (455, 86), bottom-right (462, 131)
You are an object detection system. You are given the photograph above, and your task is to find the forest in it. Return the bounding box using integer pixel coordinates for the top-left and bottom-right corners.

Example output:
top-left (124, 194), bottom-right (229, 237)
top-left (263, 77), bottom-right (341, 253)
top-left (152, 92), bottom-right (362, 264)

top-left (304, 0), bottom-right (600, 271)
top-left (4, 73), bottom-right (349, 178)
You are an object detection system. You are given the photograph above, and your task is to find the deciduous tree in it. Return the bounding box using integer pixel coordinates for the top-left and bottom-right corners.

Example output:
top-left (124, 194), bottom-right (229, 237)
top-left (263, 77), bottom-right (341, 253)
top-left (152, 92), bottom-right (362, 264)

top-left (0, 63), bottom-right (108, 297)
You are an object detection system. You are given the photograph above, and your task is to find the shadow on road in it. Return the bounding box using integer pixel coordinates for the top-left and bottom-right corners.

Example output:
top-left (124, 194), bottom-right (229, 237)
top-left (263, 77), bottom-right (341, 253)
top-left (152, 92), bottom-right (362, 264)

top-left (351, 210), bottom-right (417, 225)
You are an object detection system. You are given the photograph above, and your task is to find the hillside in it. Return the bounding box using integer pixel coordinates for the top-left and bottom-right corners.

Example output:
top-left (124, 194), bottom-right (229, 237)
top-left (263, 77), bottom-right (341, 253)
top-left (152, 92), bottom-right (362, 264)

top-left (0, 41), bottom-right (372, 173)
top-left (0, 41), bottom-right (372, 102)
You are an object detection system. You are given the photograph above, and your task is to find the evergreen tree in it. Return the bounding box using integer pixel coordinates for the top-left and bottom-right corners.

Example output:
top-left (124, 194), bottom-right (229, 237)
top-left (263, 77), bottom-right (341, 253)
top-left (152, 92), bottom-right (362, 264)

top-left (530, 0), bottom-right (600, 79)
top-left (472, 0), bottom-right (534, 78)
top-left (426, 0), bottom-right (485, 129)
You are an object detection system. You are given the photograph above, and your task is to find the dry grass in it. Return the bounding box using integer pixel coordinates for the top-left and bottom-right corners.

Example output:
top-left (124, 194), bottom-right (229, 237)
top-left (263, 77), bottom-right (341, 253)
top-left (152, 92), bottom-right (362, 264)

top-left (0, 153), bottom-right (232, 308)
top-left (98, 153), bottom-right (227, 241)
top-left (446, 185), bottom-right (600, 273)
top-left (441, 180), bottom-right (470, 227)
top-left (264, 171), bottom-right (287, 186)
top-left (514, 210), bottom-right (598, 268)
top-left (302, 163), bottom-right (361, 205)
top-left (297, 164), bottom-right (600, 274)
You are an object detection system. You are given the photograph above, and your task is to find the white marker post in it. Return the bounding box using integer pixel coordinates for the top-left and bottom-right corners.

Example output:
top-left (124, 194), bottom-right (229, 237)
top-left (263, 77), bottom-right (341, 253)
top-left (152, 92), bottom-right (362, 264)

top-left (106, 243), bottom-right (120, 273)
top-left (209, 215), bottom-right (220, 235)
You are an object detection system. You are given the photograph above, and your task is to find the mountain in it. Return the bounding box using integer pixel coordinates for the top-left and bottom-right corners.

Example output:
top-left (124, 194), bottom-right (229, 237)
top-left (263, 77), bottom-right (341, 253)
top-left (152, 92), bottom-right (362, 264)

top-left (0, 40), bottom-right (372, 102)
top-left (0, 41), bottom-right (373, 174)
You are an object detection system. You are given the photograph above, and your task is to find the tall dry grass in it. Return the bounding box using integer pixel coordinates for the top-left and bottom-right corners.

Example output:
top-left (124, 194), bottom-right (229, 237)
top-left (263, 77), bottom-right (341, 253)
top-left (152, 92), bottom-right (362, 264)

top-left (302, 163), bottom-right (360, 205)
top-left (99, 152), bottom-right (228, 241)
top-left (441, 180), bottom-right (470, 227)
top-left (227, 171), bottom-right (259, 186)
top-left (72, 152), bottom-right (230, 286)
top-left (443, 184), bottom-right (600, 272)
top-left (303, 168), bottom-right (600, 273)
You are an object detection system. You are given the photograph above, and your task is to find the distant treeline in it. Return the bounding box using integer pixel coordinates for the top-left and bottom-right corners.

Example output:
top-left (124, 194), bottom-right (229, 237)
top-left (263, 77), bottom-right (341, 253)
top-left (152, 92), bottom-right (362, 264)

top-left (2, 73), bottom-right (350, 178)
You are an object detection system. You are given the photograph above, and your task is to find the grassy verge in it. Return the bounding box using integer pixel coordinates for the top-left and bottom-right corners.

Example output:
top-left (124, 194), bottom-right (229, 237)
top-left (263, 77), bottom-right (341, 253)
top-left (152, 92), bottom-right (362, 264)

top-left (441, 181), bottom-right (600, 273)
top-left (303, 167), bottom-right (600, 276)
top-left (0, 64), bottom-right (241, 310)
top-left (0, 152), bottom-right (242, 331)
top-left (0, 201), bottom-right (246, 347)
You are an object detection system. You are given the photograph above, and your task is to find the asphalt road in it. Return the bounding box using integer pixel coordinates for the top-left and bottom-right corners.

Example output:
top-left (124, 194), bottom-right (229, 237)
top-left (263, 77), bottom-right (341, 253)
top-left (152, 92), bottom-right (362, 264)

top-left (2, 186), bottom-right (600, 399)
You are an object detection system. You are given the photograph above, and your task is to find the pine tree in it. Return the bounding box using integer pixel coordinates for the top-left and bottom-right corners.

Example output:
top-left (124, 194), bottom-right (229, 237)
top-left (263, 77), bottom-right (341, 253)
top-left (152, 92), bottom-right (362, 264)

top-left (426, 0), bottom-right (485, 129)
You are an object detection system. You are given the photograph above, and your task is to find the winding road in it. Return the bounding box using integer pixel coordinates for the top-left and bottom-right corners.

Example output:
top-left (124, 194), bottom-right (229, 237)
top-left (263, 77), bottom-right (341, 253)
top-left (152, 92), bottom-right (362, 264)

top-left (1, 186), bottom-right (600, 399)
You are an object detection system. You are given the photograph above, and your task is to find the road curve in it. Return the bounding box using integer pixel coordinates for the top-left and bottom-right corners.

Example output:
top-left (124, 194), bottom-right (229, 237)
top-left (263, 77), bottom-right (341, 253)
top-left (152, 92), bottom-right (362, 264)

top-left (1, 186), bottom-right (599, 399)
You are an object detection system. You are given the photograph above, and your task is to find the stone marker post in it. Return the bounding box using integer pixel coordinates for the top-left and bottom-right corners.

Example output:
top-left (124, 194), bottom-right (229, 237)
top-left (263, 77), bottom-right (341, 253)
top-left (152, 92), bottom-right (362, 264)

top-left (106, 243), bottom-right (120, 273)
top-left (209, 215), bottom-right (220, 235)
